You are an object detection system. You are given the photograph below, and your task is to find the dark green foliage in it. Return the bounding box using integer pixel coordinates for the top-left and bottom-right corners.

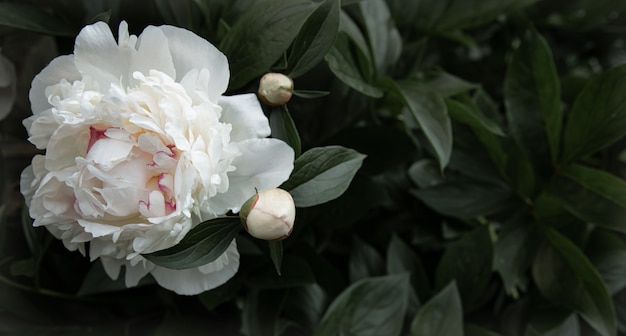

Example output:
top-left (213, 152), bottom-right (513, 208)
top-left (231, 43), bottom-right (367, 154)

top-left (1, 0), bottom-right (626, 335)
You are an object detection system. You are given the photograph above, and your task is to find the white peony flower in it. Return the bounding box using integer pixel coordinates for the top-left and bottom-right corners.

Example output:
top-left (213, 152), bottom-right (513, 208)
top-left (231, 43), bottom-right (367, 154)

top-left (20, 21), bottom-right (294, 295)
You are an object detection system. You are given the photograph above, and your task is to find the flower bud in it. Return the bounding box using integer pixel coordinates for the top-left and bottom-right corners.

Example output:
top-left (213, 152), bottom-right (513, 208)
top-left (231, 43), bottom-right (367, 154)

top-left (258, 73), bottom-right (293, 106)
top-left (240, 188), bottom-right (296, 241)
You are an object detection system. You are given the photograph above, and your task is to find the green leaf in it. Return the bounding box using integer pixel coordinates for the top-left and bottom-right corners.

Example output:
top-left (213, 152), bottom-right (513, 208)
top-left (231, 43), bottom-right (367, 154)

top-left (241, 289), bottom-right (287, 336)
top-left (411, 181), bottom-right (513, 218)
top-left (417, 69), bottom-right (479, 97)
top-left (247, 255), bottom-right (315, 289)
top-left (349, 236), bottom-right (385, 283)
top-left (9, 258), bottom-right (35, 278)
top-left (287, 0), bottom-right (340, 78)
top-left (392, 80), bottom-right (453, 170)
top-left (410, 281), bottom-right (463, 336)
top-left (526, 309), bottom-right (580, 336)
top-left (268, 240), bottom-right (283, 276)
top-left (435, 225), bottom-right (494, 308)
top-left (387, 234), bottom-right (432, 302)
top-left (219, 0), bottom-right (319, 90)
top-left (494, 218), bottom-right (539, 298)
top-left (504, 29), bottom-right (561, 173)
top-left (292, 90), bottom-right (330, 98)
top-left (560, 63), bottom-right (626, 164)
top-left (446, 98), bottom-right (506, 175)
top-left (358, 0), bottom-right (402, 75)
top-left (532, 227), bottom-right (616, 336)
top-left (0, 3), bottom-right (75, 36)
top-left (587, 229), bottom-right (626, 295)
top-left (547, 164), bottom-right (626, 232)
top-left (270, 105), bottom-right (302, 158)
top-left (407, 159), bottom-right (444, 189)
top-left (282, 284), bottom-right (328, 331)
top-left (402, 0), bottom-right (539, 32)
top-left (281, 146), bottom-right (366, 207)
top-left (325, 33), bottom-right (384, 98)
top-left (315, 274), bottom-right (410, 336)
top-left (143, 217), bottom-right (241, 269)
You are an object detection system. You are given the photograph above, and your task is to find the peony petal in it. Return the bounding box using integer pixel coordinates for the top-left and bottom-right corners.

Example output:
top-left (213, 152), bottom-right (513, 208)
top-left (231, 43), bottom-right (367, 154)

top-left (100, 256), bottom-right (122, 280)
top-left (210, 138), bottom-right (294, 213)
top-left (219, 94), bottom-right (271, 142)
top-left (74, 22), bottom-right (125, 90)
top-left (125, 260), bottom-right (153, 287)
top-left (157, 25), bottom-right (229, 102)
top-left (29, 55), bottom-right (80, 114)
top-left (132, 26), bottom-right (176, 80)
top-left (149, 240), bottom-right (239, 295)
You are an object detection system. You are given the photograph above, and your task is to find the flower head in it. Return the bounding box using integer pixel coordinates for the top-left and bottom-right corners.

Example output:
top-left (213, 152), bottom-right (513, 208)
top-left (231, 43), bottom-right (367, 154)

top-left (240, 188), bottom-right (295, 240)
top-left (20, 21), bottom-right (294, 295)
top-left (258, 73), bottom-right (293, 106)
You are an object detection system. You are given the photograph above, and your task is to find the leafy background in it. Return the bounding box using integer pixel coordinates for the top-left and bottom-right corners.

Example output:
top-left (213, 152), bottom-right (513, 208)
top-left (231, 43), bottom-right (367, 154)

top-left (1, 0), bottom-right (626, 335)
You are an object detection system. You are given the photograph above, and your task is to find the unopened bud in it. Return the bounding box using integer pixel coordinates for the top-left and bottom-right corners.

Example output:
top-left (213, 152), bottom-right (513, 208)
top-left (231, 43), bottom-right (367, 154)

top-left (258, 73), bottom-right (293, 106)
top-left (240, 188), bottom-right (296, 240)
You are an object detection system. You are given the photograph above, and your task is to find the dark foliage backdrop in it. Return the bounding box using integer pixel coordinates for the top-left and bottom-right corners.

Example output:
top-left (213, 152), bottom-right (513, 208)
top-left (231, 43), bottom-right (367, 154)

top-left (1, 0), bottom-right (626, 335)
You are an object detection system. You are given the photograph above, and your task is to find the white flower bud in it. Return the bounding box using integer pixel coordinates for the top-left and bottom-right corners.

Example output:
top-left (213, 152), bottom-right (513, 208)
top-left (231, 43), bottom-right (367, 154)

top-left (240, 188), bottom-right (296, 241)
top-left (258, 73), bottom-right (293, 106)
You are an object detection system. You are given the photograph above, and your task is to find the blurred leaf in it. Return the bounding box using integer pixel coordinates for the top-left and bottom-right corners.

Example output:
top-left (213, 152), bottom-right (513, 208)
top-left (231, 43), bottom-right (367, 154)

top-left (447, 98), bottom-right (504, 137)
top-left (435, 225), bottom-right (494, 308)
top-left (85, 10), bottom-right (111, 25)
top-left (287, 0), bottom-right (340, 78)
top-left (532, 227), bottom-right (616, 336)
top-left (494, 218), bottom-right (538, 298)
top-left (268, 240), bottom-right (283, 275)
top-left (446, 98), bottom-right (506, 175)
top-left (407, 159), bottom-right (444, 189)
top-left (144, 217), bottom-right (241, 269)
top-left (156, 0), bottom-right (202, 30)
top-left (9, 258), bottom-right (35, 278)
top-left (0, 3), bottom-right (75, 36)
top-left (560, 63), bottom-right (626, 164)
top-left (526, 310), bottom-right (580, 336)
top-left (505, 145), bottom-right (538, 200)
top-left (410, 281), bottom-right (463, 336)
top-left (220, 0), bottom-right (319, 89)
top-left (504, 28), bottom-right (561, 175)
top-left (315, 274), bottom-right (410, 336)
top-left (411, 181), bottom-right (513, 218)
top-left (283, 284), bottom-right (328, 332)
top-left (270, 105), bottom-right (302, 158)
top-left (349, 236), bottom-right (385, 283)
top-left (387, 234), bottom-right (431, 302)
top-left (391, 80), bottom-right (453, 170)
top-left (547, 164), bottom-right (626, 232)
top-left (416, 68), bottom-right (479, 97)
top-left (241, 289), bottom-right (287, 336)
top-left (281, 146), bottom-right (366, 207)
top-left (587, 229), bottom-right (626, 295)
top-left (405, 0), bottom-right (540, 32)
top-left (325, 33), bottom-right (384, 98)
top-left (292, 90), bottom-right (330, 98)
top-left (359, 0), bottom-right (402, 75)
